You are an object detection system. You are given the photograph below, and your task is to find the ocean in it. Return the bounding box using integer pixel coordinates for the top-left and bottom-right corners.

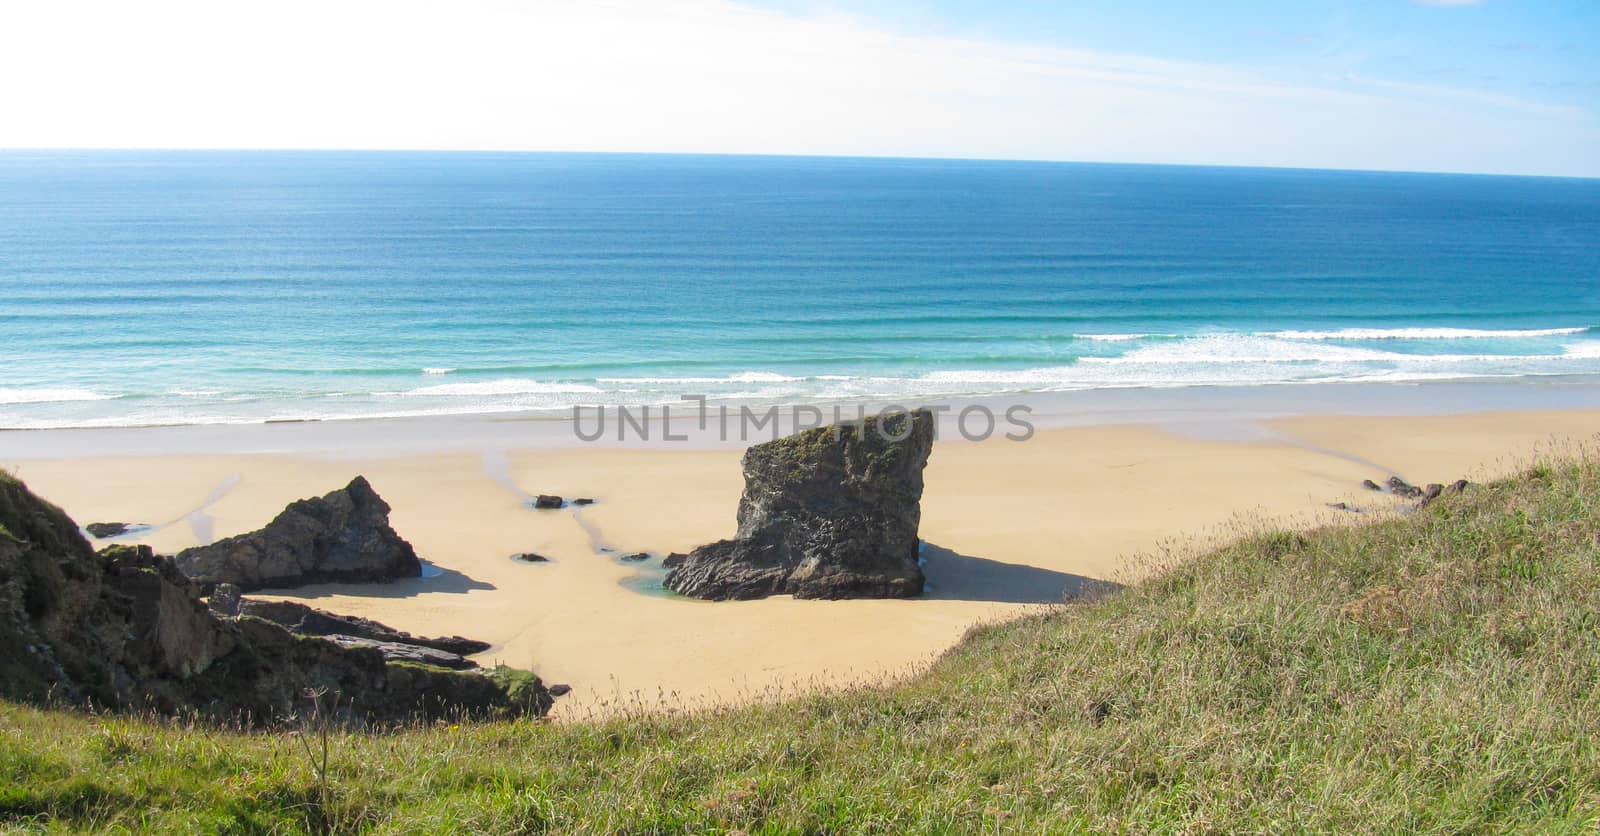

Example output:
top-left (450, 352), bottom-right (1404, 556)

top-left (1, 150), bottom-right (1597, 430)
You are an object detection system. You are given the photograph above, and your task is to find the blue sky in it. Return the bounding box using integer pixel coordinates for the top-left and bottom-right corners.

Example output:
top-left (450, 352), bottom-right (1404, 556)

top-left (0, 0), bottom-right (1595, 176)
top-left (754, 0), bottom-right (1598, 110)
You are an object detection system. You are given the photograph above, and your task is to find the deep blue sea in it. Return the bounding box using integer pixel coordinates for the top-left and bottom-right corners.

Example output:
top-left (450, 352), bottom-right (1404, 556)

top-left (1, 151), bottom-right (1598, 429)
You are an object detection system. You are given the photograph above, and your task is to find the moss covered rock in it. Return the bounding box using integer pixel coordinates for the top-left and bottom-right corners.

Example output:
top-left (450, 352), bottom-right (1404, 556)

top-left (0, 471), bottom-right (550, 727)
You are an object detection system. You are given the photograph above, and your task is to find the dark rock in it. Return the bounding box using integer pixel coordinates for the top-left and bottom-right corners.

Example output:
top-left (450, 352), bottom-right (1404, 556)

top-left (548, 683), bottom-right (572, 697)
top-left (662, 552), bottom-right (688, 568)
top-left (533, 495), bottom-right (564, 509)
top-left (1361, 479), bottom-right (1382, 492)
top-left (173, 476), bottom-right (421, 592)
top-left (619, 552), bottom-right (649, 562)
top-left (571, 498), bottom-right (595, 506)
top-left (232, 597), bottom-right (491, 656)
top-left (85, 522), bottom-right (139, 539)
top-left (321, 635), bottom-right (475, 670)
top-left (1326, 502), bottom-right (1360, 512)
top-left (0, 471), bottom-right (549, 727)
top-left (207, 582), bottom-right (243, 617)
top-left (1385, 477), bottom-right (1424, 499)
top-left (511, 552), bottom-right (550, 564)
top-left (1419, 480), bottom-right (1471, 508)
top-left (665, 409), bottom-right (933, 600)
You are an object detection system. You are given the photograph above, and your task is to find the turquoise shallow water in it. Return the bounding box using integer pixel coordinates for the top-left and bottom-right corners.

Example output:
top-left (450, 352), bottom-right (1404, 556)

top-left (1, 151), bottom-right (1597, 429)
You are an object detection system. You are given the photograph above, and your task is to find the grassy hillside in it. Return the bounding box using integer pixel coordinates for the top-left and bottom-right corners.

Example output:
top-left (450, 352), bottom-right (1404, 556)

top-left (3, 456), bottom-right (1599, 833)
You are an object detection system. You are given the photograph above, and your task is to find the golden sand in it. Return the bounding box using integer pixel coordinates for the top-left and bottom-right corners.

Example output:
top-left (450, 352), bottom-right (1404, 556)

top-left (8, 408), bottom-right (1595, 718)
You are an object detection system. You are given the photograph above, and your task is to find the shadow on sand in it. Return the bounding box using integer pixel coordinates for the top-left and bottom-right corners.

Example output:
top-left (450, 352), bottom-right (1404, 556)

top-left (919, 542), bottom-right (1122, 604)
top-left (262, 565), bottom-right (495, 600)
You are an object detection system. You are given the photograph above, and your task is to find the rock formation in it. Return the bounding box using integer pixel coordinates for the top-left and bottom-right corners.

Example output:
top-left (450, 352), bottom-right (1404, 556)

top-left (207, 589), bottom-right (490, 657)
top-left (174, 476), bottom-right (421, 592)
top-left (0, 471), bottom-right (550, 727)
top-left (1355, 475), bottom-right (1472, 509)
top-left (665, 409), bottom-right (934, 600)
top-left (1386, 476), bottom-right (1424, 499)
top-left (320, 635), bottom-right (478, 670)
top-left (85, 522), bottom-right (143, 538)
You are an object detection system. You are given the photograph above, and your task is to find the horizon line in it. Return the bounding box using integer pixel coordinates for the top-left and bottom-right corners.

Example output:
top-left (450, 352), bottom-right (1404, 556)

top-left (2, 146), bottom-right (1595, 182)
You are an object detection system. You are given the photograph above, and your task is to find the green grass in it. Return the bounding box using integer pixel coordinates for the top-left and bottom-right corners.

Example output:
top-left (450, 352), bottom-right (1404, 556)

top-left (4, 455), bottom-right (1600, 833)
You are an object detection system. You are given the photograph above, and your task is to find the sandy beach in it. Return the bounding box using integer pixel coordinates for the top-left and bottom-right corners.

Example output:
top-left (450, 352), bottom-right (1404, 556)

top-left (3, 398), bottom-right (1596, 718)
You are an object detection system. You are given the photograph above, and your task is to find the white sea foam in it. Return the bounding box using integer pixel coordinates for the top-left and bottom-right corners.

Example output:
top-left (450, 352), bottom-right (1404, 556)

top-left (918, 367), bottom-right (1082, 384)
top-left (1078, 333), bottom-right (1153, 342)
top-left (403, 379), bottom-right (603, 397)
top-left (421, 367), bottom-right (457, 375)
top-left (0, 387), bottom-right (115, 405)
top-left (863, 335), bottom-right (1600, 395)
top-left (595, 371), bottom-right (805, 385)
top-left (1267, 327), bottom-right (1589, 340)
top-left (1086, 334), bottom-right (1401, 364)
top-left (9, 333), bottom-right (1600, 430)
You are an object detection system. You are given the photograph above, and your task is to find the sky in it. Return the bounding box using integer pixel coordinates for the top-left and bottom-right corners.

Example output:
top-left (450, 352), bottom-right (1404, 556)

top-left (0, 0), bottom-right (1595, 176)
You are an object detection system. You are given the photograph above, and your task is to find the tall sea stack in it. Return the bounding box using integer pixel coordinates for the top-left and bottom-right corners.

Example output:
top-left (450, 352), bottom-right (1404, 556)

top-left (665, 408), bottom-right (934, 600)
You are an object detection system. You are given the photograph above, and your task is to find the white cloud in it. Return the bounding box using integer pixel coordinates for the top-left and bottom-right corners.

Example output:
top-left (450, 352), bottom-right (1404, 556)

top-left (0, 0), bottom-right (1592, 176)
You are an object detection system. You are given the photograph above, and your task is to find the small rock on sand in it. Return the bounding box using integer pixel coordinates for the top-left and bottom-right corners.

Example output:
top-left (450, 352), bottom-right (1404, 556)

top-left (85, 522), bottom-right (139, 538)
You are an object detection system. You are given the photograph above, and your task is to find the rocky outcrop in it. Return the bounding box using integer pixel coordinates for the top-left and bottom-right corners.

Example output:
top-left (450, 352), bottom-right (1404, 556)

top-left (1386, 477), bottom-right (1424, 499)
top-left (208, 590), bottom-right (490, 657)
top-left (321, 635), bottom-right (477, 670)
top-left (85, 522), bottom-right (143, 539)
top-left (174, 476), bottom-right (421, 592)
top-left (0, 472), bottom-right (551, 727)
top-left (1420, 479), bottom-right (1471, 509)
top-left (665, 409), bottom-right (934, 600)
top-left (1355, 475), bottom-right (1472, 509)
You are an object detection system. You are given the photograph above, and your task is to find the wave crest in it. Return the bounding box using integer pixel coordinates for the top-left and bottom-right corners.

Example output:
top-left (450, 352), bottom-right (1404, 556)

top-left (1267, 327), bottom-right (1590, 340)
top-left (402, 379), bottom-right (603, 397)
top-left (0, 387), bottom-right (115, 405)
